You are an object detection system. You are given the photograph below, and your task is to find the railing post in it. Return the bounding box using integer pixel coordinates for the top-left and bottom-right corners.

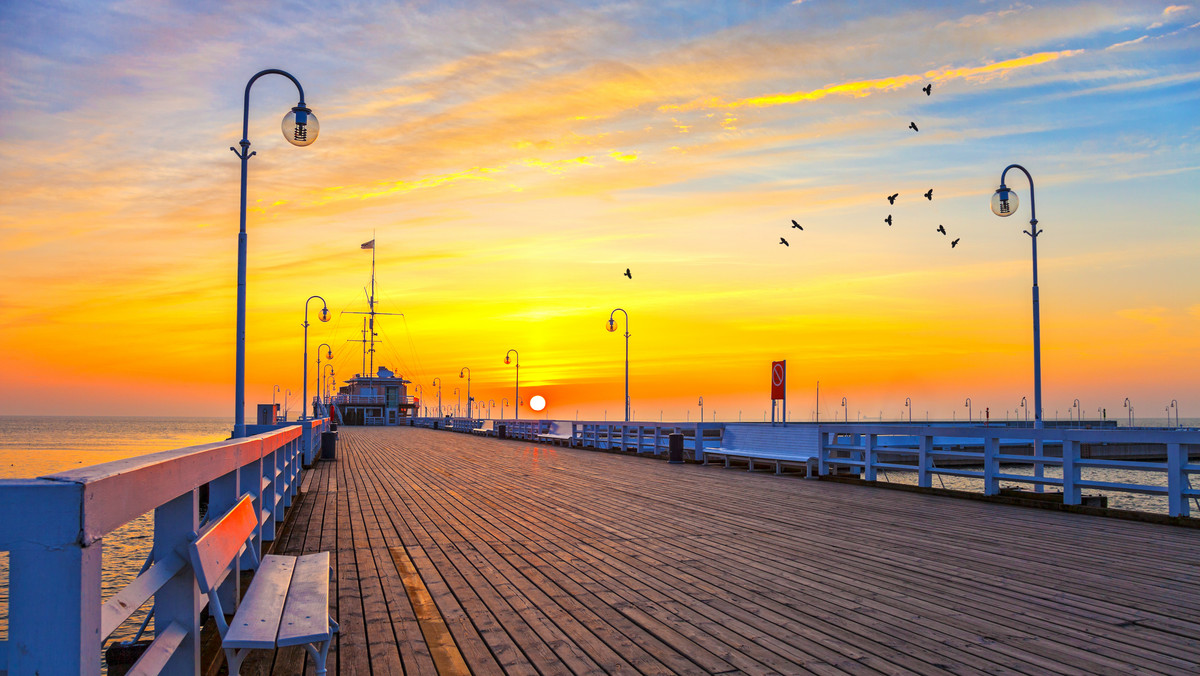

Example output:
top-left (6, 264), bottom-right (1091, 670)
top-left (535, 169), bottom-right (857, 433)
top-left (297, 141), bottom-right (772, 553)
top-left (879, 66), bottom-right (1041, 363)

top-left (695, 423), bottom-right (706, 463)
top-left (274, 442), bottom-right (287, 522)
top-left (1033, 437), bottom-right (1045, 493)
top-left (1167, 443), bottom-right (1184, 517)
top-left (154, 488), bottom-right (201, 675)
top-left (863, 433), bottom-right (876, 482)
top-left (918, 435), bottom-right (932, 488)
top-left (983, 436), bottom-right (999, 495)
top-left (239, 447), bottom-right (263, 566)
top-left (818, 428), bottom-right (829, 476)
top-left (1062, 439), bottom-right (1081, 505)
top-left (4, 481), bottom-right (101, 675)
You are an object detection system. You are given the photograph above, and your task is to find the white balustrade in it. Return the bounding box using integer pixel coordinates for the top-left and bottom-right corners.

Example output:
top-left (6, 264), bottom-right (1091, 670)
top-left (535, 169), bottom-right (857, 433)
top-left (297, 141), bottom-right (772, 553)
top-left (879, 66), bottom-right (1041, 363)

top-left (0, 418), bottom-right (328, 675)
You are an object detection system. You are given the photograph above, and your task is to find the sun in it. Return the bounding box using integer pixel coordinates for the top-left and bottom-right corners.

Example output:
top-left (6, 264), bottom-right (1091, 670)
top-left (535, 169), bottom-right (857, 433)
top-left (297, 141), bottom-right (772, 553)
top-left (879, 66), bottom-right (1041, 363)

top-left (529, 395), bottom-right (546, 411)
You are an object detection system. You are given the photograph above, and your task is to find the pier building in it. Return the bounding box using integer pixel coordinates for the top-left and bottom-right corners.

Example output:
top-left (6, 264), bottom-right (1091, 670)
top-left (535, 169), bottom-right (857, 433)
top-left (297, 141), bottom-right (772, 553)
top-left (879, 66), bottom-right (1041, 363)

top-left (330, 366), bottom-right (417, 425)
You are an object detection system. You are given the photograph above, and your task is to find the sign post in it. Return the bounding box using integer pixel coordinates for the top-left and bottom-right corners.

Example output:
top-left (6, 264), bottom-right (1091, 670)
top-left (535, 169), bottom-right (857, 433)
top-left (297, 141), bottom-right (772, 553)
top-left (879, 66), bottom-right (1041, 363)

top-left (771, 360), bottom-right (787, 426)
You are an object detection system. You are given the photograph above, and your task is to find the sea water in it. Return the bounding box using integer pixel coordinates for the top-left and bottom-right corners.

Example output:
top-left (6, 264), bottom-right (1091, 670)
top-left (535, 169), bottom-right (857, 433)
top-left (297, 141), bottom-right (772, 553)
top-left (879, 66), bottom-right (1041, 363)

top-left (0, 416), bottom-right (232, 655)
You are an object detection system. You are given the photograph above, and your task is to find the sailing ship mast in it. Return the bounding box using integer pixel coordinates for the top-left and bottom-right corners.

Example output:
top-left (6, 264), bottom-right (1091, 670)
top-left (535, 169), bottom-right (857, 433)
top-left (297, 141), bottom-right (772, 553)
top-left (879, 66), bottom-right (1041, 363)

top-left (345, 236), bottom-right (401, 382)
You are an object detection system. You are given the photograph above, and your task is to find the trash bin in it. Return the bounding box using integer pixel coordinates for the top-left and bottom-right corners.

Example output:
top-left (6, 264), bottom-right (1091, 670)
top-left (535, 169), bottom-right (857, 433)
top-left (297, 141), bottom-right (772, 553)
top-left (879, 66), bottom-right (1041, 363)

top-left (330, 421), bottom-right (338, 432)
top-left (668, 433), bottom-right (684, 464)
top-left (497, 424), bottom-right (507, 439)
top-left (433, 420), bottom-right (439, 430)
top-left (321, 431), bottom-right (337, 460)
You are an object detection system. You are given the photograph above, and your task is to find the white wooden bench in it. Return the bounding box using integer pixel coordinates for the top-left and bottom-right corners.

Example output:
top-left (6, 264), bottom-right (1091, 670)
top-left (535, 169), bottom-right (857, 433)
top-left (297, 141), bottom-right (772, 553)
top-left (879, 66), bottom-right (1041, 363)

top-left (188, 494), bottom-right (338, 675)
top-left (704, 447), bottom-right (818, 476)
top-left (537, 421), bottom-right (574, 446)
top-left (471, 420), bottom-right (495, 436)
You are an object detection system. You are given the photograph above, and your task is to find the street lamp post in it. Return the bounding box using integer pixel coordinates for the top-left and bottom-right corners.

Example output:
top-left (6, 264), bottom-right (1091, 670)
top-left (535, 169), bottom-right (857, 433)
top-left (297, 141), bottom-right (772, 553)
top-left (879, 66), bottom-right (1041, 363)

top-left (1124, 397), bottom-right (1133, 427)
top-left (284, 390), bottom-right (292, 420)
top-left (698, 396), bottom-right (704, 425)
top-left (965, 397), bottom-right (972, 423)
top-left (272, 385), bottom-right (280, 420)
top-left (323, 365), bottom-right (334, 399)
top-left (606, 309), bottom-right (630, 421)
top-left (992, 164), bottom-right (1043, 429)
top-left (488, 399), bottom-right (495, 419)
top-left (432, 378), bottom-right (442, 417)
top-left (459, 367), bottom-right (472, 419)
top-left (453, 387), bottom-right (461, 418)
top-left (1021, 396), bottom-right (1028, 424)
top-left (904, 397), bottom-right (912, 423)
top-left (315, 342), bottom-right (332, 416)
top-left (1072, 398), bottom-right (1081, 425)
top-left (841, 397), bottom-right (848, 423)
top-left (505, 350), bottom-right (520, 421)
top-left (1170, 399), bottom-right (1179, 427)
top-left (302, 295), bottom-right (331, 421)
top-left (501, 398), bottom-right (509, 420)
top-left (232, 69), bottom-right (318, 438)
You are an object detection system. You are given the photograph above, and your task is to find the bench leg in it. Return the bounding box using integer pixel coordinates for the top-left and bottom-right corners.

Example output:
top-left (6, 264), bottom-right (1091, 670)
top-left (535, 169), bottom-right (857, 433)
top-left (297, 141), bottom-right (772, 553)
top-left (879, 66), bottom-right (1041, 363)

top-left (225, 647), bottom-right (251, 676)
top-left (304, 640), bottom-right (332, 676)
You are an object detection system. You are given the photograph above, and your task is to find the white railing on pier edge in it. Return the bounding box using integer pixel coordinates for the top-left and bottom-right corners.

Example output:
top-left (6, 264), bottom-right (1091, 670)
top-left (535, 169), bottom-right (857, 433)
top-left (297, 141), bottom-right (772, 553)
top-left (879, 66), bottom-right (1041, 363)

top-left (817, 423), bottom-right (1200, 517)
top-left (411, 418), bottom-right (723, 458)
top-left (0, 418), bottom-right (328, 675)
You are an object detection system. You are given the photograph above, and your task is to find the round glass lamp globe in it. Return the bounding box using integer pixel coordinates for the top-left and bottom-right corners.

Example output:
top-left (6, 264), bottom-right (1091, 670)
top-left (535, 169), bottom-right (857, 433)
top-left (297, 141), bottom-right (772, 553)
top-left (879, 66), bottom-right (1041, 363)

top-left (606, 319), bottom-right (617, 332)
top-left (504, 356), bottom-right (510, 364)
top-left (530, 395), bottom-right (546, 411)
top-left (318, 307), bottom-right (331, 322)
top-left (282, 107), bottom-right (318, 147)
top-left (991, 187), bottom-right (1018, 217)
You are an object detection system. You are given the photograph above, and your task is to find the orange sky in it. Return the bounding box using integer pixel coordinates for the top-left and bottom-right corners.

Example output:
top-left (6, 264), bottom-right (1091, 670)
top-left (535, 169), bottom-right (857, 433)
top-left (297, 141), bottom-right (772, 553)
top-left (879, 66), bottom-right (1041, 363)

top-left (2, 2), bottom-right (1197, 422)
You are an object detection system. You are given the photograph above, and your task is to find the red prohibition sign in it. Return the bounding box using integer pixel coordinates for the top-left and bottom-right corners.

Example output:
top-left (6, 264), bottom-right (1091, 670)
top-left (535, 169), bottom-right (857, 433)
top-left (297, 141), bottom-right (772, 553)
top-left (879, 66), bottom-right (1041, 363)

top-left (772, 362), bottom-right (785, 387)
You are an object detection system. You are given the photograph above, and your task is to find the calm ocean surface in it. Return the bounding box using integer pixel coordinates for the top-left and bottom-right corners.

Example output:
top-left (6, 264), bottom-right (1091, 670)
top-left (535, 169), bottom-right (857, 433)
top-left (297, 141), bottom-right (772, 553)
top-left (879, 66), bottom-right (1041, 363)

top-left (0, 416), bottom-right (232, 656)
top-left (0, 415), bottom-right (1192, 662)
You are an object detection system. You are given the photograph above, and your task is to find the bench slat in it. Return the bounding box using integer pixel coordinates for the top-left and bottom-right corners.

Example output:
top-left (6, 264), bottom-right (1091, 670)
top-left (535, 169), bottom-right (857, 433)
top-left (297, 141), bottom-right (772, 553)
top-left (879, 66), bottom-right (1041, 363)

top-left (277, 552), bottom-right (332, 646)
top-left (189, 494), bottom-right (257, 593)
top-left (224, 554), bottom-right (294, 649)
top-left (126, 620), bottom-right (189, 676)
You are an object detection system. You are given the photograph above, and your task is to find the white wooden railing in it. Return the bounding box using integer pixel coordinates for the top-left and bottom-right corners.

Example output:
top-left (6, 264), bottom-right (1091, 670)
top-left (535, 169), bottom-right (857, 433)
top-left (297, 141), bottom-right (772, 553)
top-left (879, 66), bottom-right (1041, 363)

top-left (0, 418), bottom-right (328, 675)
top-left (817, 424), bottom-right (1200, 517)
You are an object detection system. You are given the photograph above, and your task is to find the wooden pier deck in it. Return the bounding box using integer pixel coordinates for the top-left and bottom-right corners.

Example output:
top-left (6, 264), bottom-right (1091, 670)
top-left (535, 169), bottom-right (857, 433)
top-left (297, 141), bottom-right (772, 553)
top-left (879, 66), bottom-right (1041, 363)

top-left (248, 426), bottom-right (1200, 675)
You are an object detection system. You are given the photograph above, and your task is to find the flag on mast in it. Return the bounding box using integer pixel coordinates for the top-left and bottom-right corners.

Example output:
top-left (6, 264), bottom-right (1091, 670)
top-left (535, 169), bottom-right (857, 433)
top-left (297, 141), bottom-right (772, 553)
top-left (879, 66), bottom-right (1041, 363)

top-left (361, 239), bottom-right (375, 249)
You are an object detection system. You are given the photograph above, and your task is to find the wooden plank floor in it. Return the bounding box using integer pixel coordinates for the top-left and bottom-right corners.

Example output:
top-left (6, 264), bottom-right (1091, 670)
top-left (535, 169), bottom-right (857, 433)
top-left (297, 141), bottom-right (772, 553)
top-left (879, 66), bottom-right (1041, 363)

top-left (245, 426), bottom-right (1200, 675)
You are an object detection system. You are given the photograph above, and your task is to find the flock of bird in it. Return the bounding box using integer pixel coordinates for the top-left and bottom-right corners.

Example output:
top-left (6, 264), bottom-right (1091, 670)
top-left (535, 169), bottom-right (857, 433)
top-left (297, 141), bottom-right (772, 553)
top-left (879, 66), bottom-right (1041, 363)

top-left (625, 82), bottom-right (954, 278)
top-left (776, 81), bottom-right (962, 253)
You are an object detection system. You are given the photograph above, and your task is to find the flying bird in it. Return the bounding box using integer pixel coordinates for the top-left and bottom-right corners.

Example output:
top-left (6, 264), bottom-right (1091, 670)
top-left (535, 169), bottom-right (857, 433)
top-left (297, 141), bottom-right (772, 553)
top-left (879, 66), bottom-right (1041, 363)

top-left (884, 215), bottom-right (893, 226)
top-left (909, 121), bottom-right (919, 132)
top-left (791, 219), bottom-right (803, 230)
top-left (937, 225), bottom-right (946, 235)
top-left (887, 193), bottom-right (898, 205)
top-left (922, 84), bottom-right (932, 96)
top-left (924, 188), bottom-right (933, 201)
top-left (624, 268), bottom-right (632, 279)
top-left (780, 237), bottom-right (789, 246)
top-left (951, 238), bottom-right (960, 248)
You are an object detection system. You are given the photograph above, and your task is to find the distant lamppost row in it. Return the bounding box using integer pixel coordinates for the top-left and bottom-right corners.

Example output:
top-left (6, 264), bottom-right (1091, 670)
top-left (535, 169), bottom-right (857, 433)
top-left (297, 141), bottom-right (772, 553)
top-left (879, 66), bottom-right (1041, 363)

top-left (232, 69), bottom-right (318, 438)
top-left (992, 164), bottom-right (1043, 429)
top-left (432, 378), bottom-right (443, 417)
top-left (606, 308), bottom-right (631, 422)
top-left (302, 295), bottom-right (331, 421)
top-left (459, 367), bottom-right (472, 419)
top-left (315, 342), bottom-right (332, 416)
top-left (505, 349), bottom-right (520, 421)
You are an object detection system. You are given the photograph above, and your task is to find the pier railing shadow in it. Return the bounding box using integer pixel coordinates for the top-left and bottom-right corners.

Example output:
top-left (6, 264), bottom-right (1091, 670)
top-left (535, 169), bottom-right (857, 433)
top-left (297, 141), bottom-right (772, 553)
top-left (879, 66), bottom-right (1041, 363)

top-left (0, 418), bottom-right (328, 675)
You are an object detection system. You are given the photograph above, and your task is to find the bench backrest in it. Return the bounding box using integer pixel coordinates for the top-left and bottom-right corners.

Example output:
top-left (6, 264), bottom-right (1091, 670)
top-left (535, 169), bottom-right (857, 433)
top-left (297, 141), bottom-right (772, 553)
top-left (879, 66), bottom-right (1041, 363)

top-left (547, 421), bottom-right (569, 436)
top-left (479, 420), bottom-right (494, 431)
top-left (189, 493), bottom-right (258, 594)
